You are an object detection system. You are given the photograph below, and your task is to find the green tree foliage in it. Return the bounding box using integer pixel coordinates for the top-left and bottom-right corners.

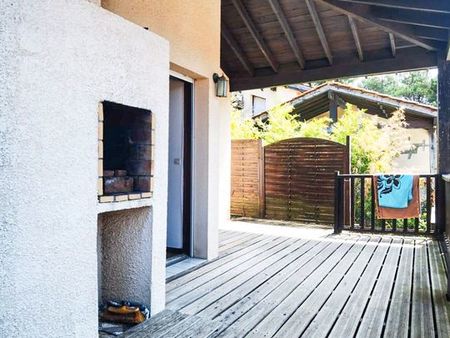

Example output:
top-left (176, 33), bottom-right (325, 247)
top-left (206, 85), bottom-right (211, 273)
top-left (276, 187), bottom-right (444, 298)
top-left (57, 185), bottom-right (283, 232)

top-left (254, 103), bottom-right (303, 144)
top-left (230, 109), bottom-right (260, 140)
top-left (310, 71), bottom-right (437, 105)
top-left (358, 71), bottom-right (437, 105)
top-left (332, 107), bottom-right (412, 173)
top-left (231, 103), bottom-right (413, 174)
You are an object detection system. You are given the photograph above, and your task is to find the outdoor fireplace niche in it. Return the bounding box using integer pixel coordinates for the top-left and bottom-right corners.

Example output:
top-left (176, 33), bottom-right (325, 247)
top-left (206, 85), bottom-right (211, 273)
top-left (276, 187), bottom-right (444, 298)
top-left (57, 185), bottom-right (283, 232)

top-left (98, 101), bottom-right (154, 202)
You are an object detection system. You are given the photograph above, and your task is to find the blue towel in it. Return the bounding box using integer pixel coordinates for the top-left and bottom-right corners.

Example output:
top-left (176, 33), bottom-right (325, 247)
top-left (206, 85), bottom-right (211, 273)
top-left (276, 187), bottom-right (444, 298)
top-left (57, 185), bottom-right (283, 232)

top-left (377, 175), bottom-right (413, 209)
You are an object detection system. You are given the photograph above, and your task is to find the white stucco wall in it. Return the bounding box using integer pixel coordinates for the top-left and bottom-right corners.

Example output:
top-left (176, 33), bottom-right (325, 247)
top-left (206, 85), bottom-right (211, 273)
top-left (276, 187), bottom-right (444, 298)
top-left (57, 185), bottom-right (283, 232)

top-left (392, 128), bottom-right (434, 173)
top-left (239, 86), bottom-right (302, 119)
top-left (98, 208), bottom-right (153, 306)
top-left (0, 1), bottom-right (169, 337)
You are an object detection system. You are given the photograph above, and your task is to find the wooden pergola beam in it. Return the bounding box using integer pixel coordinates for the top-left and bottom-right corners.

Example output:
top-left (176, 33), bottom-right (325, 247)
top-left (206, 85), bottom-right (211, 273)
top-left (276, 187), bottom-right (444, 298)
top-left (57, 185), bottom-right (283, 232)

top-left (389, 33), bottom-right (396, 57)
top-left (230, 0), bottom-right (279, 72)
top-left (268, 0), bottom-right (305, 69)
top-left (413, 27), bottom-right (449, 42)
top-left (305, 0), bottom-right (333, 64)
top-left (230, 47), bottom-right (436, 91)
top-left (375, 8), bottom-right (450, 30)
top-left (318, 0), bottom-right (438, 51)
top-left (221, 23), bottom-right (254, 76)
top-left (348, 16), bottom-right (364, 61)
top-left (337, 0), bottom-right (450, 14)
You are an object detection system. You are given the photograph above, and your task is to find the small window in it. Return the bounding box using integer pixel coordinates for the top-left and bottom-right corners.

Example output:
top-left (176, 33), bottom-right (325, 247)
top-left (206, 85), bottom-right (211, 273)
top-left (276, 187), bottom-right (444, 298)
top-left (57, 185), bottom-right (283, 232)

top-left (252, 95), bottom-right (266, 116)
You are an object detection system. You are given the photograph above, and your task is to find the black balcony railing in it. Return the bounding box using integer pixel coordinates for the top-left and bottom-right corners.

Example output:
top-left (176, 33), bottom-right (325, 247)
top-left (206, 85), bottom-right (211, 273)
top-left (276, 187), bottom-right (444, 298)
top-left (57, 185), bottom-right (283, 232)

top-left (334, 173), bottom-right (442, 235)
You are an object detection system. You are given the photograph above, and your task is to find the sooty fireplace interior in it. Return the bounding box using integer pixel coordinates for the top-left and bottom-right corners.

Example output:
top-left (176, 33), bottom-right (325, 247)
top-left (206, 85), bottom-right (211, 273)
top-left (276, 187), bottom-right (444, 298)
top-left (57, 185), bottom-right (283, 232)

top-left (98, 101), bottom-right (153, 202)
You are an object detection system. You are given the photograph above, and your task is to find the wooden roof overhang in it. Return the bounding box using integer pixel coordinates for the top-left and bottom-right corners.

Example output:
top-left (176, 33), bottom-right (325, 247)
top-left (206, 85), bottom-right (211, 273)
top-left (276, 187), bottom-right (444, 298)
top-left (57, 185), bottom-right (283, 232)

top-left (221, 0), bottom-right (450, 91)
top-left (253, 82), bottom-right (437, 129)
top-left (294, 83), bottom-right (437, 129)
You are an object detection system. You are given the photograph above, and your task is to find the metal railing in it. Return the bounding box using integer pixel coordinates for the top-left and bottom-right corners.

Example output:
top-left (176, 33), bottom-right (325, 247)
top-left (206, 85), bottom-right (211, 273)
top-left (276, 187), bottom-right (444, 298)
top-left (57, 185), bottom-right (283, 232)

top-left (334, 173), bottom-right (442, 235)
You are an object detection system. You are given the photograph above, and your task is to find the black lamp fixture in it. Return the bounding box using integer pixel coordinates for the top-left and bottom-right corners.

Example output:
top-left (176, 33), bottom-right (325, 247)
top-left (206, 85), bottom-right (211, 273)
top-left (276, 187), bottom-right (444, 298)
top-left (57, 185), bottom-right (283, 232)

top-left (213, 73), bottom-right (228, 97)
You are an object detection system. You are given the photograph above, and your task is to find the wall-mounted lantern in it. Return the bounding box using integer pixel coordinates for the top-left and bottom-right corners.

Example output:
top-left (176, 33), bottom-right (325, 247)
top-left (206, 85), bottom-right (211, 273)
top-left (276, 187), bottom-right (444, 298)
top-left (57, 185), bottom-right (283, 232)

top-left (213, 73), bottom-right (228, 98)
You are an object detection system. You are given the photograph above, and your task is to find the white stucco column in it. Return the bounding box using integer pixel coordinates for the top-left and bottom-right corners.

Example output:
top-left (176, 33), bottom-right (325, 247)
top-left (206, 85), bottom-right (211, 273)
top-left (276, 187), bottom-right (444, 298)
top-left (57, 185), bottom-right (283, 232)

top-left (191, 77), bottom-right (230, 260)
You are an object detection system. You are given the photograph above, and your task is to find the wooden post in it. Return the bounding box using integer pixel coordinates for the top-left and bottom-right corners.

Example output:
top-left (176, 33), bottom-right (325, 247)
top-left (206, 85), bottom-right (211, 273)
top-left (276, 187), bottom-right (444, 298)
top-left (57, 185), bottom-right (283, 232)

top-left (438, 52), bottom-right (450, 301)
top-left (258, 139), bottom-right (265, 219)
top-left (437, 53), bottom-right (450, 234)
top-left (334, 171), bottom-right (341, 234)
top-left (344, 136), bottom-right (351, 225)
top-left (438, 54), bottom-right (450, 173)
top-left (329, 91), bottom-right (338, 123)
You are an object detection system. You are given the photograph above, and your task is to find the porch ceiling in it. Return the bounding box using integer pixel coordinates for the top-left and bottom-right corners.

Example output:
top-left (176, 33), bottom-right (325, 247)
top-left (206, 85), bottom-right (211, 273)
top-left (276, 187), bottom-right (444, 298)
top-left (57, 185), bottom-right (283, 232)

top-left (221, 0), bottom-right (450, 91)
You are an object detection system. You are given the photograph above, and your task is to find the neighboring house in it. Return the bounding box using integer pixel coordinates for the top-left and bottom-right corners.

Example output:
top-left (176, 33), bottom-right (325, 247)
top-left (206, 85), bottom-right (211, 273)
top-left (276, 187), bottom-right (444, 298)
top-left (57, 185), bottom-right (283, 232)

top-left (254, 82), bottom-right (437, 173)
top-left (234, 84), bottom-right (310, 119)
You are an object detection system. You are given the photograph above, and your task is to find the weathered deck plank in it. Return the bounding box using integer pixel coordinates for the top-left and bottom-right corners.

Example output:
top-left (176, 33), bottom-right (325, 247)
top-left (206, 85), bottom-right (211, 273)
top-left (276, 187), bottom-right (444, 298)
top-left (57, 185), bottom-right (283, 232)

top-left (212, 238), bottom-right (336, 337)
top-left (218, 231), bottom-right (259, 251)
top-left (167, 237), bottom-right (295, 308)
top-left (187, 239), bottom-right (316, 317)
top-left (301, 236), bottom-right (383, 338)
top-left (125, 227), bottom-right (450, 338)
top-left (152, 315), bottom-right (203, 338)
top-left (428, 240), bottom-right (450, 337)
top-left (411, 238), bottom-right (436, 337)
top-left (218, 233), bottom-right (266, 257)
top-left (166, 234), bottom-right (274, 292)
top-left (218, 230), bottom-right (242, 243)
top-left (167, 236), bottom-right (277, 299)
top-left (180, 237), bottom-right (309, 315)
top-left (273, 237), bottom-right (372, 337)
top-left (356, 237), bottom-right (402, 337)
top-left (124, 310), bottom-right (187, 338)
top-left (246, 236), bottom-right (363, 338)
top-left (383, 237), bottom-right (414, 337)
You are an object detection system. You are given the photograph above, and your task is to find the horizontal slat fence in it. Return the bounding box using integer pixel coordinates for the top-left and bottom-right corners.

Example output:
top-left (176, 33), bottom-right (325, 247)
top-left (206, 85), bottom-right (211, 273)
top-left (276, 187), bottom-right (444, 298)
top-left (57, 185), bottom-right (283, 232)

top-left (231, 140), bottom-right (264, 218)
top-left (231, 137), bottom-right (350, 226)
top-left (265, 137), bottom-right (349, 224)
top-left (335, 173), bottom-right (439, 235)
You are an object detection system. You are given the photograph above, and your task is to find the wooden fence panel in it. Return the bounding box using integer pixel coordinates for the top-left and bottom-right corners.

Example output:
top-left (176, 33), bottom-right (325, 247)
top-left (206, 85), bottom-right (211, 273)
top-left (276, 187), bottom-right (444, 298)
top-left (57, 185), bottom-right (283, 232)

top-left (231, 140), bottom-right (264, 217)
top-left (264, 137), bottom-right (349, 225)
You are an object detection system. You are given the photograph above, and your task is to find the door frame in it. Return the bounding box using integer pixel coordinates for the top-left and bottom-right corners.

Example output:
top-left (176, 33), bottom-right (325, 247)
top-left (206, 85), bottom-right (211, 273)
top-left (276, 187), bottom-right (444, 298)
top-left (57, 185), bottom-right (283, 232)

top-left (169, 71), bottom-right (194, 256)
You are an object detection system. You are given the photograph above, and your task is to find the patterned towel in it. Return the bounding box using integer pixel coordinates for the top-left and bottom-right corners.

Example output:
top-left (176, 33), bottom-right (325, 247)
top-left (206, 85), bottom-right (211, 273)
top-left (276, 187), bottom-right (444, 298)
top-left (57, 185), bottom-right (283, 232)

top-left (374, 175), bottom-right (420, 220)
top-left (377, 175), bottom-right (413, 209)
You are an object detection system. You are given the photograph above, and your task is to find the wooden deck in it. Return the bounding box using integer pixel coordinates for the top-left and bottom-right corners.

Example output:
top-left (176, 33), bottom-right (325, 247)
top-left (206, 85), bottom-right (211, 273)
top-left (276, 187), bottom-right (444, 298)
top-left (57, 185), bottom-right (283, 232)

top-left (125, 224), bottom-right (450, 337)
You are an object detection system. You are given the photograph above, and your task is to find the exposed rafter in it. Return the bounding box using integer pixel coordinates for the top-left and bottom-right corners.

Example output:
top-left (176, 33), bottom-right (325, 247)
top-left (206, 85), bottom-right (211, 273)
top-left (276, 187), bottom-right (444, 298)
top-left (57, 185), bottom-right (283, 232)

top-left (221, 23), bottom-right (254, 77)
top-left (317, 0), bottom-right (438, 51)
top-left (230, 0), bottom-right (279, 72)
top-left (413, 27), bottom-right (449, 42)
top-left (374, 8), bottom-right (450, 30)
top-left (268, 0), bottom-right (305, 69)
top-left (389, 33), bottom-right (396, 57)
top-left (337, 0), bottom-right (450, 14)
top-left (231, 47), bottom-right (436, 91)
top-left (395, 44), bottom-right (416, 50)
top-left (348, 16), bottom-right (364, 61)
top-left (305, 0), bottom-right (333, 64)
